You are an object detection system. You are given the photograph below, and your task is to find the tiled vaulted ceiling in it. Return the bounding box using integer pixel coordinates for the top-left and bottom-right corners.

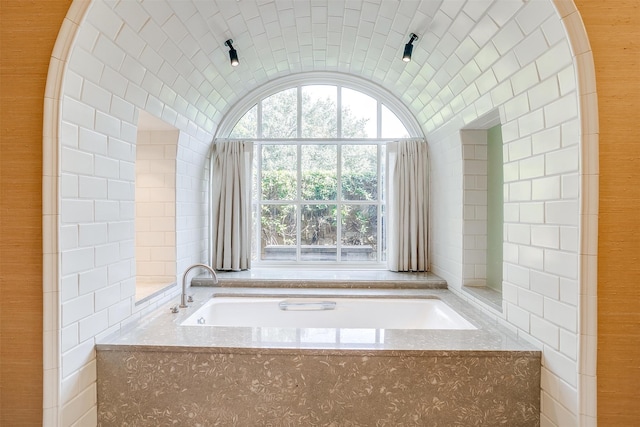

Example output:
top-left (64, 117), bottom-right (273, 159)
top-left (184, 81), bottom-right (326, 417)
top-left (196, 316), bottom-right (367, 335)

top-left (99, 0), bottom-right (554, 135)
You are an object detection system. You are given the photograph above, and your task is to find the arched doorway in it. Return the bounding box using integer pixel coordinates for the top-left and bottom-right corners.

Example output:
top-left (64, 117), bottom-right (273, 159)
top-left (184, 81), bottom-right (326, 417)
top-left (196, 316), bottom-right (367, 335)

top-left (42, 1), bottom-right (598, 425)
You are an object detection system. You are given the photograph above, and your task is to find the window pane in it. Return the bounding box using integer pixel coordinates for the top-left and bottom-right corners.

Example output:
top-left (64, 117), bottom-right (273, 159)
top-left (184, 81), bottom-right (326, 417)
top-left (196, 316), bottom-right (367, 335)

top-left (261, 204), bottom-right (297, 261)
top-left (261, 145), bottom-right (297, 200)
top-left (342, 145), bottom-right (378, 201)
top-left (229, 104), bottom-right (257, 138)
top-left (241, 83), bottom-right (415, 265)
top-left (251, 203), bottom-right (261, 261)
top-left (252, 144), bottom-right (258, 200)
top-left (341, 88), bottom-right (377, 138)
top-left (381, 105), bottom-right (409, 138)
top-left (262, 88), bottom-right (297, 138)
top-left (380, 144), bottom-right (386, 201)
top-left (381, 205), bottom-right (386, 262)
top-left (302, 85), bottom-right (337, 138)
top-left (301, 145), bottom-right (337, 201)
top-left (341, 204), bottom-right (377, 261)
top-left (301, 204), bottom-right (337, 261)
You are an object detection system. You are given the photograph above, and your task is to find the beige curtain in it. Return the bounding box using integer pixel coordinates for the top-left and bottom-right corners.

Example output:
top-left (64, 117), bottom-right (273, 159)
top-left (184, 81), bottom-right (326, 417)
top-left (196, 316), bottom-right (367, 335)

top-left (386, 140), bottom-right (429, 272)
top-left (211, 140), bottom-right (253, 271)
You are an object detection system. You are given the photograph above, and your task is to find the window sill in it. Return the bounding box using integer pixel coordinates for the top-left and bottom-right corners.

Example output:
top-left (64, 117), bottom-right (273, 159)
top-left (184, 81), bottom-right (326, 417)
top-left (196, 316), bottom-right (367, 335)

top-left (462, 285), bottom-right (503, 313)
top-left (192, 268), bottom-right (447, 290)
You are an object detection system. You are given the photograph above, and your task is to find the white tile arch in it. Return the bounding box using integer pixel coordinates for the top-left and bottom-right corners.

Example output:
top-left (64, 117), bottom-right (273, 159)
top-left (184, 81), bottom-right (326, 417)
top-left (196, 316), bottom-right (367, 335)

top-left (42, 1), bottom-right (598, 426)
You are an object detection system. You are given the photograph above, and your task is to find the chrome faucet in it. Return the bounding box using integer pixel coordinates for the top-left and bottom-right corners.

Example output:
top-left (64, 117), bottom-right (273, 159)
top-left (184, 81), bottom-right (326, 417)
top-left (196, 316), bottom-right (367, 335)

top-left (180, 263), bottom-right (217, 308)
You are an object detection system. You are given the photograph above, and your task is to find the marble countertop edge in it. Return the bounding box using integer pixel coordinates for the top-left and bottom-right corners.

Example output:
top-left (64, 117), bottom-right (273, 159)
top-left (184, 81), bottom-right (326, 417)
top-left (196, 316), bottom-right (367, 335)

top-left (95, 342), bottom-right (541, 358)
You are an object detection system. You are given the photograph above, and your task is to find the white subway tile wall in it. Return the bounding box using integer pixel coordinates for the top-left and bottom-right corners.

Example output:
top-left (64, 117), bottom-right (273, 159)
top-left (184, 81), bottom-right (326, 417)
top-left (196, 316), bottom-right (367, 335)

top-left (461, 130), bottom-right (489, 286)
top-left (47, 0), bottom-right (598, 426)
top-left (426, 1), bottom-right (593, 426)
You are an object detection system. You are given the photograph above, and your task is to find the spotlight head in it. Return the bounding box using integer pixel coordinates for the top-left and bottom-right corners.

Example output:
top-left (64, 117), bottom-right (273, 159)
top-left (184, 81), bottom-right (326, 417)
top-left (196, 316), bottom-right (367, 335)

top-left (225, 39), bottom-right (239, 67)
top-left (402, 43), bottom-right (413, 62)
top-left (402, 33), bottom-right (419, 62)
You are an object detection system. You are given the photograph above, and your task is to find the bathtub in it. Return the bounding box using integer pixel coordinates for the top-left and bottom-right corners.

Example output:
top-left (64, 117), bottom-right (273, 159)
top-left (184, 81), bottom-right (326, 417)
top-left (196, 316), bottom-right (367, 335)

top-left (181, 296), bottom-right (476, 330)
top-left (97, 287), bottom-right (540, 426)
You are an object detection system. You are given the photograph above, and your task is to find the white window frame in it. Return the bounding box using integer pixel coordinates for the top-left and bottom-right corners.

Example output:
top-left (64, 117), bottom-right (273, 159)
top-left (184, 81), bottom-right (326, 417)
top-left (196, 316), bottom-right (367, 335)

top-left (213, 72), bottom-right (424, 268)
top-left (215, 72), bottom-right (423, 138)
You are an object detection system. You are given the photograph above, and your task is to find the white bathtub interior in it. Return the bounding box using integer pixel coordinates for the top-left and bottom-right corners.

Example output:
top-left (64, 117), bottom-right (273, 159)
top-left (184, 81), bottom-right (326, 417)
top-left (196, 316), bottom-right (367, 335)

top-left (180, 296), bottom-right (477, 330)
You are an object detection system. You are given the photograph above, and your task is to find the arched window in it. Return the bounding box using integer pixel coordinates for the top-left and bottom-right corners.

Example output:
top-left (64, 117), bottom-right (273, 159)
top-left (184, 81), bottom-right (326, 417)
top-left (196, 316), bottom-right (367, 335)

top-left (218, 77), bottom-right (421, 266)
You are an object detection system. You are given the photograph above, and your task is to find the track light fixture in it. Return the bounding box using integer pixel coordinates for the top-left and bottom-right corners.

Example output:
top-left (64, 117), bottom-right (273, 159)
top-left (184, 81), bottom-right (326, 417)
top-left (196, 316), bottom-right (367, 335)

top-left (225, 39), bottom-right (239, 67)
top-left (402, 33), bottom-right (419, 62)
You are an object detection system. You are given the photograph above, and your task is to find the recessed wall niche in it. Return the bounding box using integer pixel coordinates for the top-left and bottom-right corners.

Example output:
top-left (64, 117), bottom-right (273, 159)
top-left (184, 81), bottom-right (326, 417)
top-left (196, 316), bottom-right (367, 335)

top-left (135, 110), bottom-right (178, 302)
top-left (461, 111), bottom-right (504, 310)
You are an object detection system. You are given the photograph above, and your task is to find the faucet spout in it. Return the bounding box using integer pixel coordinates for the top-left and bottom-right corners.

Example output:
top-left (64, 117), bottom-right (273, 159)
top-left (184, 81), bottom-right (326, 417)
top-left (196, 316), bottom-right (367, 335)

top-left (180, 263), bottom-right (217, 308)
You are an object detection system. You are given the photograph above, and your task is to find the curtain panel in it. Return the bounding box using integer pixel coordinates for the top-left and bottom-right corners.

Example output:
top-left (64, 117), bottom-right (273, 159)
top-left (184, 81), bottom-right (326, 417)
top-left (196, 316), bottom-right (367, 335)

top-left (386, 140), bottom-right (429, 272)
top-left (210, 140), bottom-right (253, 271)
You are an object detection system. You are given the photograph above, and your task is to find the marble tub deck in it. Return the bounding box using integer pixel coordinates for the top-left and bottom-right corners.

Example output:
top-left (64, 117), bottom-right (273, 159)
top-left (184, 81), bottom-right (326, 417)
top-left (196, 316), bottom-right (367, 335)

top-left (97, 283), bottom-right (541, 426)
top-left (193, 268), bottom-right (449, 289)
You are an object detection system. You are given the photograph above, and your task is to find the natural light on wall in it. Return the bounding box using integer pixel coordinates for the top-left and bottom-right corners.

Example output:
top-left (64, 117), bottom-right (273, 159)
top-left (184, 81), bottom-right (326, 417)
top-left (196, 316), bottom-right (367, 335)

top-left (225, 84), bottom-right (413, 266)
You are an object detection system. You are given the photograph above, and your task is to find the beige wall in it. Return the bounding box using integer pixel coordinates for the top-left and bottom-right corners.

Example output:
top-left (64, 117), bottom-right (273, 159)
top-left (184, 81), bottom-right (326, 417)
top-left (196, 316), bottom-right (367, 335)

top-left (0, 0), bottom-right (638, 425)
top-left (0, 1), bottom-right (72, 424)
top-left (574, 0), bottom-right (640, 425)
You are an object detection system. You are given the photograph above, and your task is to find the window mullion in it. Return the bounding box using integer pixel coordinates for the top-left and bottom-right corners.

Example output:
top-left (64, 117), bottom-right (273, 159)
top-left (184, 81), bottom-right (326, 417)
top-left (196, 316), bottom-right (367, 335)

top-left (336, 143), bottom-right (342, 262)
top-left (377, 100), bottom-right (382, 139)
top-left (257, 100), bottom-right (263, 139)
top-left (296, 87), bottom-right (302, 261)
top-left (297, 86), bottom-right (302, 139)
top-left (337, 86), bottom-right (342, 139)
top-left (336, 86), bottom-right (342, 261)
top-left (378, 143), bottom-right (383, 263)
top-left (296, 86), bottom-right (302, 262)
top-left (296, 143), bottom-right (302, 262)
top-left (256, 102), bottom-right (263, 261)
top-left (256, 143), bottom-right (262, 261)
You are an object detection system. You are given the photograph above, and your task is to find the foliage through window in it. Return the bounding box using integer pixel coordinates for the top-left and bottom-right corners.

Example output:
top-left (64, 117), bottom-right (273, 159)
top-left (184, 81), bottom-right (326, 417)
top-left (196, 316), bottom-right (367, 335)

top-left (228, 84), bottom-right (411, 264)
